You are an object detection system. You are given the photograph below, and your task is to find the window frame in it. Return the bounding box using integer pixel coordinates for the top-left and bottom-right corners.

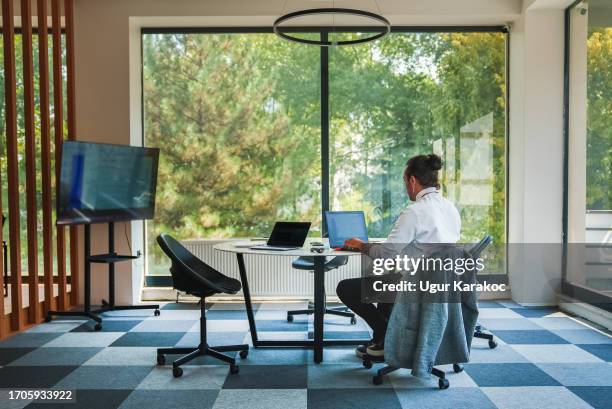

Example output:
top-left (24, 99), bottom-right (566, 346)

top-left (140, 25), bottom-right (510, 287)
top-left (562, 2), bottom-right (612, 312)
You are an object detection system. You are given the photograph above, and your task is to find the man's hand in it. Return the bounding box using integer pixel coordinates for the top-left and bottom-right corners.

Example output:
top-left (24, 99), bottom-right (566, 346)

top-left (343, 237), bottom-right (365, 251)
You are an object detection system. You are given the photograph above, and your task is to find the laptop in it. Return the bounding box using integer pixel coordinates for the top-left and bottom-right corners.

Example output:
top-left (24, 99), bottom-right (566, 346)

top-left (325, 211), bottom-right (369, 250)
top-left (250, 222), bottom-right (311, 251)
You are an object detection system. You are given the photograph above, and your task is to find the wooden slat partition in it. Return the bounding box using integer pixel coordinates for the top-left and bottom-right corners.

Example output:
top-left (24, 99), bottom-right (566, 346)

top-left (0, 190), bottom-right (3, 338)
top-left (66, 0), bottom-right (79, 307)
top-left (38, 0), bottom-right (55, 314)
top-left (37, 0), bottom-right (55, 313)
top-left (0, 0), bottom-right (79, 338)
top-left (22, 0), bottom-right (41, 324)
top-left (0, 2), bottom-right (7, 339)
top-left (2, 0), bottom-right (24, 331)
top-left (0, 160), bottom-right (4, 336)
top-left (51, 0), bottom-right (67, 310)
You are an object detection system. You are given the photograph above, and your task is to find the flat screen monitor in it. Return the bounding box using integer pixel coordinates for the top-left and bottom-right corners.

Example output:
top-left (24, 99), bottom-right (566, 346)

top-left (57, 141), bottom-right (159, 225)
top-left (325, 211), bottom-right (369, 248)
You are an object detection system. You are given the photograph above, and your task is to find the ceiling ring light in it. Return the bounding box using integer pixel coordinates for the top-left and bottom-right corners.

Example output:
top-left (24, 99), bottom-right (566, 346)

top-left (273, 8), bottom-right (391, 46)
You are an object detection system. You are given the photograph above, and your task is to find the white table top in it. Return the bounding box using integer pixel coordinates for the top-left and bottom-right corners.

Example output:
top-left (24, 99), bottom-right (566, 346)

top-left (213, 240), bottom-right (361, 257)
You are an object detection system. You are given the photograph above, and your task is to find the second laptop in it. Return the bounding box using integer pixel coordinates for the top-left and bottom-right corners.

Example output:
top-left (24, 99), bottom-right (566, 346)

top-left (250, 221), bottom-right (311, 251)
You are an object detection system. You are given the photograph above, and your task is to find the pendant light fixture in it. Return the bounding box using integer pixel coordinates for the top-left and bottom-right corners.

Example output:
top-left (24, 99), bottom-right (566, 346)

top-left (273, 1), bottom-right (390, 46)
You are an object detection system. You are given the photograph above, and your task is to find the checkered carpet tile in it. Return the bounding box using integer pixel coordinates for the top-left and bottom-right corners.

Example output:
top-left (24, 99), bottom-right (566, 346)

top-left (0, 300), bottom-right (610, 409)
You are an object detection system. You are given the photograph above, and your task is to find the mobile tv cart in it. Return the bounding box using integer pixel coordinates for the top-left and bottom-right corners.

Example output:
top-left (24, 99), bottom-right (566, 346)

top-left (46, 222), bottom-right (160, 330)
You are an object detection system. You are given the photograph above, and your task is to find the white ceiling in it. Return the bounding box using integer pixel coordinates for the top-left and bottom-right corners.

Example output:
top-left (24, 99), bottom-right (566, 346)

top-left (2, 0), bottom-right (580, 26)
top-left (278, 0), bottom-right (523, 18)
top-left (222, 0), bottom-right (525, 25)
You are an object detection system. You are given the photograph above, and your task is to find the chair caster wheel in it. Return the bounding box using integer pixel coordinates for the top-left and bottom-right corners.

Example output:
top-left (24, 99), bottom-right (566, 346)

top-left (44, 315), bottom-right (51, 323)
top-left (239, 350), bottom-right (248, 359)
top-left (372, 374), bottom-right (383, 385)
top-left (94, 323), bottom-right (102, 331)
top-left (173, 366), bottom-right (183, 378)
top-left (453, 364), bottom-right (464, 373)
top-left (154, 309), bottom-right (161, 317)
top-left (488, 340), bottom-right (498, 349)
top-left (350, 317), bottom-right (357, 325)
top-left (287, 314), bottom-right (294, 322)
top-left (438, 378), bottom-right (449, 389)
top-left (157, 354), bottom-right (165, 365)
top-left (363, 359), bottom-right (373, 369)
top-left (230, 364), bottom-right (239, 375)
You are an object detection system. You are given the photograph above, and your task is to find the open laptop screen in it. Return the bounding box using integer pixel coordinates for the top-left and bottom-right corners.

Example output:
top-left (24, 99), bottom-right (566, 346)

top-left (267, 222), bottom-right (311, 246)
top-left (325, 211), bottom-right (369, 248)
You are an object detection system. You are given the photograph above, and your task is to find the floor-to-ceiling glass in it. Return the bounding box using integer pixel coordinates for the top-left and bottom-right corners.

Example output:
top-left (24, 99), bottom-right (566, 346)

top-left (565, 1), bottom-right (612, 303)
top-left (142, 29), bottom-right (508, 281)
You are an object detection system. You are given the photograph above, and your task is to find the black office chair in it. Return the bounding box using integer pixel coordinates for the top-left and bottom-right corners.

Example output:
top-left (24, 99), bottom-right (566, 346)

top-left (155, 234), bottom-right (249, 378)
top-left (286, 256), bottom-right (357, 325)
top-left (469, 235), bottom-right (498, 349)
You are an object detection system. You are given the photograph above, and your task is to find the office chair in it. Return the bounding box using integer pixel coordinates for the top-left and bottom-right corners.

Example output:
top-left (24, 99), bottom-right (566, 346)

top-left (287, 256), bottom-right (357, 325)
top-left (363, 236), bottom-right (498, 388)
top-left (155, 234), bottom-right (249, 378)
top-left (469, 235), bottom-right (498, 349)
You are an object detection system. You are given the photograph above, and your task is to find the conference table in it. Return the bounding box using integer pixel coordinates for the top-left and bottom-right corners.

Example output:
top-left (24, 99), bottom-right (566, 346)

top-left (214, 241), bottom-right (369, 363)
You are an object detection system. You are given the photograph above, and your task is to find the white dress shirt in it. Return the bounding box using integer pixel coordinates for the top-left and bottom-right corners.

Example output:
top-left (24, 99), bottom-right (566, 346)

top-left (366, 187), bottom-right (461, 259)
top-left (385, 187), bottom-right (461, 244)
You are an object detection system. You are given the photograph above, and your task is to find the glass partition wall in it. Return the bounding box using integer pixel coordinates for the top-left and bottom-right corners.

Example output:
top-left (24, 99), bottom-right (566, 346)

top-left (142, 28), bottom-right (508, 283)
top-left (564, 1), bottom-right (612, 309)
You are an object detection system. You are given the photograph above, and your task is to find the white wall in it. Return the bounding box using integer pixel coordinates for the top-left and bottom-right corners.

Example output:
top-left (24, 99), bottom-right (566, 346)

top-left (70, 0), bottom-right (575, 305)
top-left (508, 7), bottom-right (567, 305)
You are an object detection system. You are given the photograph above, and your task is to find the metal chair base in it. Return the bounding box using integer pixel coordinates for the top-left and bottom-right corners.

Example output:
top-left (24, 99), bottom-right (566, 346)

top-left (287, 302), bottom-right (356, 324)
top-left (474, 324), bottom-right (498, 349)
top-left (157, 344), bottom-right (249, 377)
top-left (157, 297), bottom-right (249, 377)
top-left (363, 355), bottom-right (463, 389)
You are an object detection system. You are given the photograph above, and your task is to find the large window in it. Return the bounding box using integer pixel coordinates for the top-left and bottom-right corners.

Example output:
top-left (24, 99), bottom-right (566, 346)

top-left (142, 29), bottom-right (507, 279)
top-left (565, 1), bottom-right (612, 305)
top-left (328, 33), bottom-right (506, 242)
top-left (142, 32), bottom-right (321, 275)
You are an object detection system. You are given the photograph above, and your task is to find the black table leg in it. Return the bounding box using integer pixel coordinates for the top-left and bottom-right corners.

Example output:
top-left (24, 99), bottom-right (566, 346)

top-left (230, 250), bottom-right (366, 362)
top-left (236, 253), bottom-right (259, 346)
top-left (313, 256), bottom-right (325, 363)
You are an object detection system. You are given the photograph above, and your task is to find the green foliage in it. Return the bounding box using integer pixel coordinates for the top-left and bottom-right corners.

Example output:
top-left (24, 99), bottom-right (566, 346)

top-left (327, 33), bottom-right (507, 245)
top-left (0, 34), bottom-right (67, 274)
top-left (143, 34), bottom-right (323, 270)
top-left (143, 32), bottom-right (511, 274)
top-left (586, 28), bottom-right (612, 210)
top-left (144, 34), bottom-right (320, 238)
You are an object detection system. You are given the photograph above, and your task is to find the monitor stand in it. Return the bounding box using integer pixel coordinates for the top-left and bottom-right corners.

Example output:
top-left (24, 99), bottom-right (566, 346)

top-left (45, 222), bottom-right (160, 330)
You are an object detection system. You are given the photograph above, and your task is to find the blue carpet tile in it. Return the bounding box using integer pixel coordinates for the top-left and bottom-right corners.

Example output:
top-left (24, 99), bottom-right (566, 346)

top-left (72, 320), bottom-right (142, 333)
top-left (0, 301), bottom-right (609, 409)
top-left (567, 386), bottom-right (612, 409)
top-left (463, 363), bottom-right (561, 387)
top-left (576, 344), bottom-right (612, 362)
top-left (0, 347), bottom-right (35, 365)
top-left (492, 330), bottom-right (569, 345)
top-left (509, 307), bottom-right (561, 318)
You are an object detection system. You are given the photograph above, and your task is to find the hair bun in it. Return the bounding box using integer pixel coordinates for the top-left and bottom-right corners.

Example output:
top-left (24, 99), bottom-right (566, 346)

top-left (426, 154), bottom-right (442, 171)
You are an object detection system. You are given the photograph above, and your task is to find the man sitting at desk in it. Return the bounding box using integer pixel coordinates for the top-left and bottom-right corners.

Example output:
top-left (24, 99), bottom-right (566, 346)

top-left (336, 153), bottom-right (461, 360)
